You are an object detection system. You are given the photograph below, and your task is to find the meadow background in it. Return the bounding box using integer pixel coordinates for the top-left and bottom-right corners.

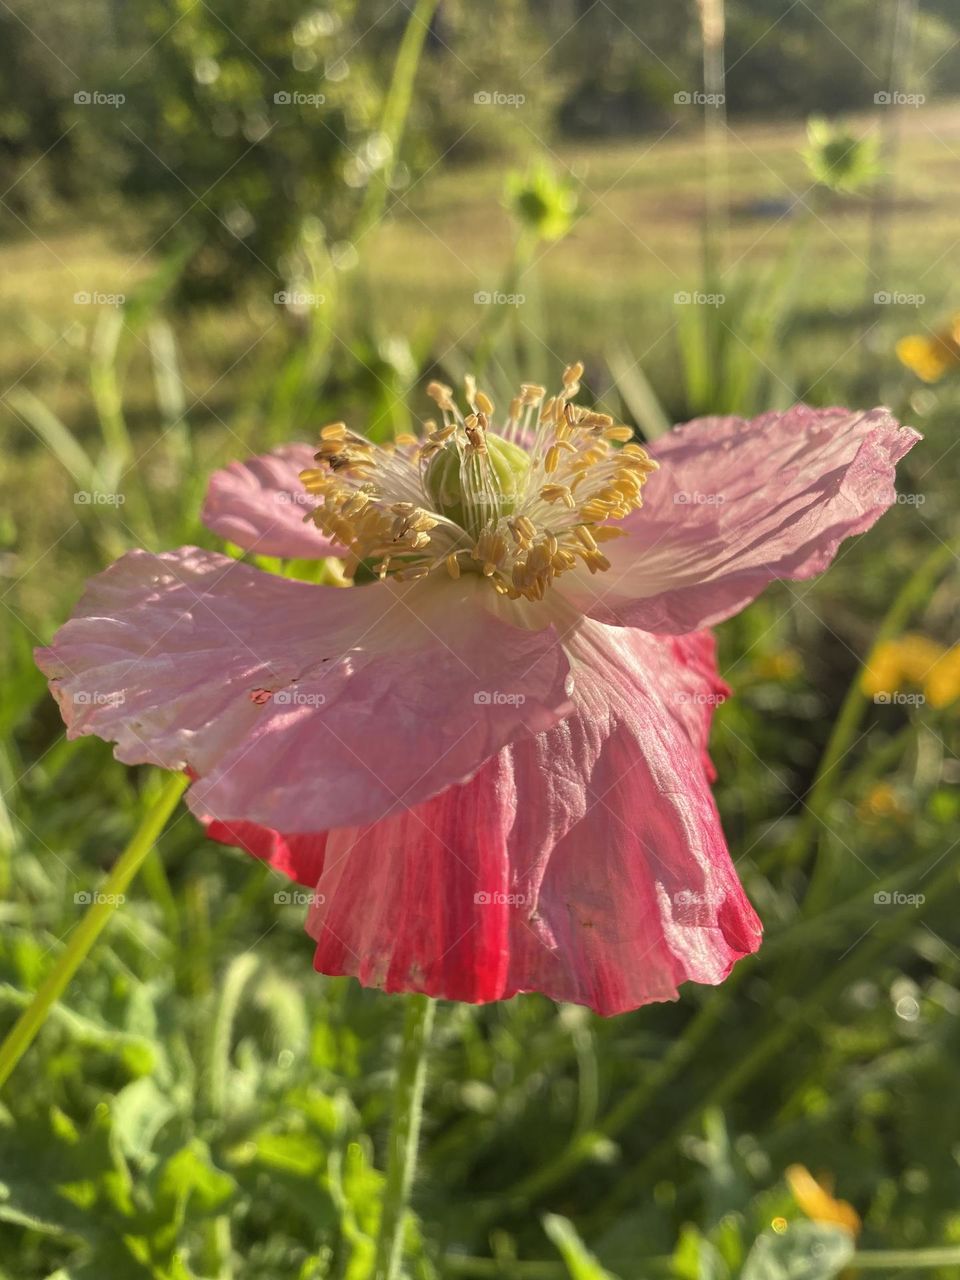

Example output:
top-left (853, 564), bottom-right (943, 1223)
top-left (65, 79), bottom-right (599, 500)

top-left (2, 1), bottom-right (960, 1277)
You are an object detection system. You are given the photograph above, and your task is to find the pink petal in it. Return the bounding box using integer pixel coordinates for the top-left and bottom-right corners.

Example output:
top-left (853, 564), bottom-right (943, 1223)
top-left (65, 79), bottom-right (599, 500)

top-left (201, 444), bottom-right (339, 559)
top-left (559, 406), bottom-right (920, 633)
top-left (304, 620), bottom-right (760, 1015)
top-left (36, 548), bottom-right (573, 832)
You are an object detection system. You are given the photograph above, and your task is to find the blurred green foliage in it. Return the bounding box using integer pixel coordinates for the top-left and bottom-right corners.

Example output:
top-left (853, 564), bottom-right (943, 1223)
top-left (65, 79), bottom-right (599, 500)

top-left (3, 0), bottom-right (960, 299)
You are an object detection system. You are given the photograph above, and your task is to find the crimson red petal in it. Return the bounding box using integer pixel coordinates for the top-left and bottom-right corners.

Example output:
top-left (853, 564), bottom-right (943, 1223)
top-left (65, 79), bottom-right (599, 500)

top-left (205, 817), bottom-right (327, 887)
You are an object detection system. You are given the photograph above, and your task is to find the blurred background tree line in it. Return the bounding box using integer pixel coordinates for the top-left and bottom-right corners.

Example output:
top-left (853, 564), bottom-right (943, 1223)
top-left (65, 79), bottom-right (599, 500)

top-left (3, 0), bottom-right (958, 301)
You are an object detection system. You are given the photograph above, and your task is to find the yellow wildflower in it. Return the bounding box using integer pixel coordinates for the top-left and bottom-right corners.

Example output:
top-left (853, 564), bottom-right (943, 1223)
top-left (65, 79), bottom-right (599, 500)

top-left (858, 781), bottom-right (910, 823)
top-left (897, 314), bottom-right (960, 383)
top-left (752, 648), bottom-right (802, 681)
top-left (786, 1164), bottom-right (861, 1236)
top-left (861, 633), bottom-right (945, 698)
top-left (925, 646), bottom-right (960, 709)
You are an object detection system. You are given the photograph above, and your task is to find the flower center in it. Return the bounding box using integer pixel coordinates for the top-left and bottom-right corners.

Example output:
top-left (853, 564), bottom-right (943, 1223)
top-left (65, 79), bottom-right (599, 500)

top-left (424, 432), bottom-right (530, 537)
top-left (299, 363), bottom-right (658, 602)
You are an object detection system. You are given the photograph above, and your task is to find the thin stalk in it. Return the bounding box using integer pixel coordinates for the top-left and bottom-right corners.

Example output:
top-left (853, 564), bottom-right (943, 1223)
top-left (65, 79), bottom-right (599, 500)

top-left (862, 0), bottom-right (918, 382)
top-left (698, 0), bottom-right (728, 281)
top-left (782, 537), bottom-right (957, 877)
top-left (698, 0), bottom-right (728, 403)
top-left (444, 1245), bottom-right (960, 1277)
top-left (443, 1259), bottom-right (566, 1279)
top-left (0, 770), bottom-right (187, 1089)
top-left (201, 953), bottom-right (257, 1280)
top-left (337, 0), bottom-right (440, 437)
top-left (206, 952), bottom-right (259, 1117)
top-left (90, 308), bottom-right (135, 464)
top-left (474, 231), bottom-right (538, 379)
top-left (372, 994), bottom-right (436, 1280)
top-left (90, 309), bottom-right (159, 547)
top-left (356, 0), bottom-right (441, 241)
top-left (854, 1245), bottom-right (960, 1269)
top-left (201, 1216), bottom-right (234, 1280)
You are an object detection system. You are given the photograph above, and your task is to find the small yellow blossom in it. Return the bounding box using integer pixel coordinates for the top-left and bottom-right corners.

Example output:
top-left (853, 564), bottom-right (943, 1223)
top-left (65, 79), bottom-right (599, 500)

top-left (752, 648), bottom-right (802, 681)
top-left (786, 1164), bottom-right (861, 1236)
top-left (858, 781), bottom-right (910, 824)
top-left (925, 646), bottom-right (960, 709)
top-left (861, 634), bottom-right (945, 699)
top-left (897, 315), bottom-right (960, 383)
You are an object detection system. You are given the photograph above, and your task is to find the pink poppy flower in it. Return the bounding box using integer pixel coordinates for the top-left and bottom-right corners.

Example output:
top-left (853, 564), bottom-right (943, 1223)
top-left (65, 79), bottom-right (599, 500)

top-left (36, 367), bottom-right (918, 1014)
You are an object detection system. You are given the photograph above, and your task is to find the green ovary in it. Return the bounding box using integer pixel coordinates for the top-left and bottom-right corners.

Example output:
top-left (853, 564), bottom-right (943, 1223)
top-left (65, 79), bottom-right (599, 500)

top-left (425, 434), bottom-right (530, 534)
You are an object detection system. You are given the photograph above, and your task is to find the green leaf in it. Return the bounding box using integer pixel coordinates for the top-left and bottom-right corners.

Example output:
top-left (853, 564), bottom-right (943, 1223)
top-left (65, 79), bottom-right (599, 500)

top-left (248, 1131), bottom-right (324, 1177)
top-left (672, 1224), bottom-right (730, 1280)
top-left (112, 1077), bottom-right (179, 1162)
top-left (327, 1142), bottom-right (380, 1280)
top-left (156, 1140), bottom-right (236, 1223)
top-left (606, 341), bottom-right (672, 441)
top-left (5, 388), bottom-right (96, 490)
top-left (543, 1213), bottom-right (622, 1280)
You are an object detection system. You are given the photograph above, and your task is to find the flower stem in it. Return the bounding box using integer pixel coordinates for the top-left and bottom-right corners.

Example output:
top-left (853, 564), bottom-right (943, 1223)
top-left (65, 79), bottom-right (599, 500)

top-left (372, 993), bottom-right (436, 1280)
top-left (356, 0), bottom-right (441, 240)
top-left (853, 1245), bottom-right (960, 1269)
top-left (0, 770), bottom-right (187, 1090)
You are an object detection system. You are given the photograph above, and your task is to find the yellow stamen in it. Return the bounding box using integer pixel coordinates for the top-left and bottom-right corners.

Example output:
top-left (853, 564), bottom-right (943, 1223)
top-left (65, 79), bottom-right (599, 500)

top-left (297, 361), bottom-right (657, 601)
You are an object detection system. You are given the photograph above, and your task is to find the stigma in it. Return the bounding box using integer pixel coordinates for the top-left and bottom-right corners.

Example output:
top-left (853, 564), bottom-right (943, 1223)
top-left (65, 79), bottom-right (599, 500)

top-left (299, 362), bottom-right (658, 602)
